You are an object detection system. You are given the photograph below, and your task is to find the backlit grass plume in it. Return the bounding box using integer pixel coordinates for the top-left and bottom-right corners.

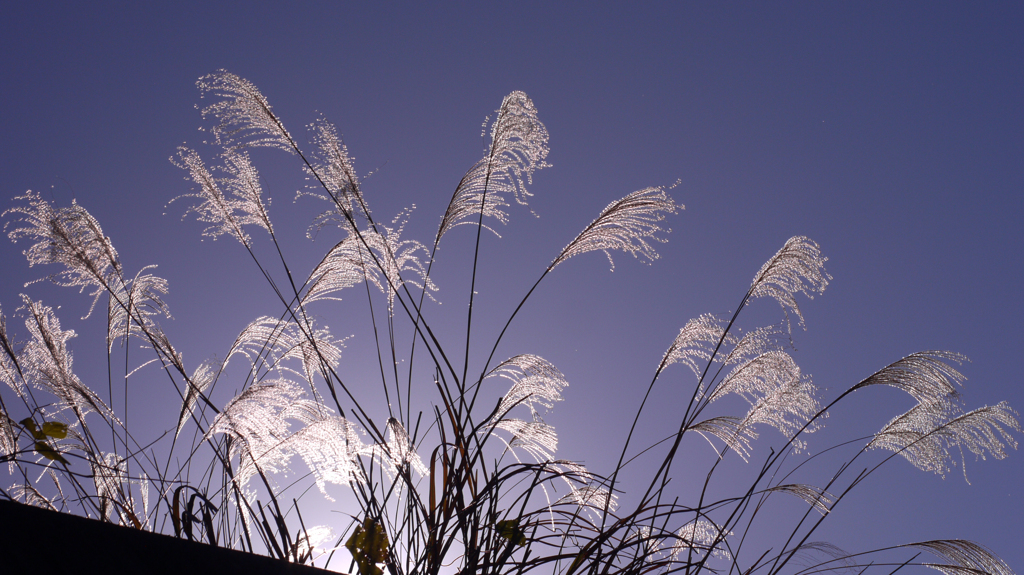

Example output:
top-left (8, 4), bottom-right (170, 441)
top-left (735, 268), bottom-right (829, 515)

top-left (0, 71), bottom-right (1018, 575)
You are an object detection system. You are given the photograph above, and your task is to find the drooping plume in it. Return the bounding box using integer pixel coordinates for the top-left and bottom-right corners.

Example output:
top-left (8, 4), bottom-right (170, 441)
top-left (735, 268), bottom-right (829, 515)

top-left (225, 316), bottom-right (346, 397)
top-left (106, 266), bottom-right (171, 352)
top-left (550, 187), bottom-right (681, 272)
top-left (204, 378), bottom-right (321, 487)
top-left (705, 350), bottom-right (820, 456)
top-left (870, 400), bottom-right (1019, 480)
top-left (5, 191), bottom-right (121, 317)
top-left (748, 236), bottom-right (830, 330)
top-left (368, 417), bottom-right (428, 477)
top-left (485, 354), bottom-right (568, 419)
top-left (285, 414), bottom-right (368, 498)
top-left (669, 519), bottom-right (732, 561)
top-left (661, 314), bottom-right (727, 377)
top-left (902, 540), bottom-right (1014, 575)
top-left (307, 210), bottom-right (437, 315)
top-left (196, 70), bottom-right (295, 153)
top-left (436, 91), bottom-right (549, 243)
top-left (762, 484), bottom-right (833, 515)
top-left (176, 359), bottom-right (216, 438)
top-left (482, 355), bottom-right (568, 462)
top-left (849, 351), bottom-right (966, 406)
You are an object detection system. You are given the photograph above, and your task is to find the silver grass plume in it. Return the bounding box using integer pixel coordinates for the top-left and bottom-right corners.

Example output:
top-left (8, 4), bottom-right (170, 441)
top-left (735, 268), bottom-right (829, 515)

top-left (708, 350), bottom-right (802, 405)
top-left (556, 484), bottom-right (619, 514)
top-left (383, 416), bottom-right (427, 476)
top-left (491, 415), bottom-right (559, 462)
top-left (748, 236), bottom-right (831, 330)
top-left (486, 354), bottom-right (568, 419)
top-left (285, 414), bottom-right (368, 499)
top-left (0, 408), bottom-right (16, 472)
top-left (367, 417), bottom-right (428, 477)
top-left (5, 190), bottom-right (121, 317)
top-left (737, 372), bottom-right (820, 454)
top-left (903, 540), bottom-right (1014, 575)
top-left (691, 416), bottom-right (755, 460)
top-left (722, 323), bottom-right (787, 366)
top-left (0, 304), bottom-right (26, 399)
top-left (849, 351), bottom-right (967, 406)
top-left (361, 209), bottom-right (437, 315)
top-left (312, 208), bottom-right (438, 311)
top-left (705, 350), bottom-right (820, 457)
top-left (8, 482), bottom-right (57, 511)
top-left (92, 452), bottom-right (128, 522)
top-left (669, 519), bottom-right (732, 561)
top-left (550, 187), bottom-right (681, 272)
top-left (761, 484), bottom-right (833, 515)
top-left (552, 461), bottom-right (617, 518)
top-left (204, 378), bottom-right (321, 488)
top-left (196, 70), bottom-right (295, 153)
top-left (483, 355), bottom-right (568, 461)
top-left (294, 525), bottom-right (336, 561)
top-left (870, 400), bottom-right (1019, 481)
top-left (20, 296), bottom-right (113, 420)
top-left (307, 211), bottom-right (437, 315)
top-left (301, 117), bottom-right (364, 220)
top-left (225, 316), bottom-right (346, 391)
top-left (106, 266), bottom-right (171, 351)
top-left (661, 313), bottom-right (728, 377)
top-left (171, 147), bottom-right (273, 246)
top-left (176, 359), bottom-right (216, 438)
top-left (302, 233), bottom-right (381, 305)
top-left (437, 91), bottom-right (550, 243)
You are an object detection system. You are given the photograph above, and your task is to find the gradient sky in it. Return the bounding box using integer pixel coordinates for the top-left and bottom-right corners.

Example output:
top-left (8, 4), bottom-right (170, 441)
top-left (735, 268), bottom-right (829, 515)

top-left (2, 2), bottom-right (1022, 571)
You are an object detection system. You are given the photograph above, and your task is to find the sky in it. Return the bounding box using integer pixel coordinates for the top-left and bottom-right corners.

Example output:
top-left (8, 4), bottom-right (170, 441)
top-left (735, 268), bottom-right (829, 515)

top-left (1, 2), bottom-right (1022, 572)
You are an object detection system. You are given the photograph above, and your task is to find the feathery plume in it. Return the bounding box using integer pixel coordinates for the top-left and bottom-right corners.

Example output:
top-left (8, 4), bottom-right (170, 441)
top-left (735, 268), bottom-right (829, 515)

top-left (0, 304), bottom-right (26, 398)
top-left (302, 233), bottom-right (380, 305)
top-left (176, 359), bottom-right (216, 438)
top-left (550, 187), bottom-right (680, 272)
top-left (196, 70), bottom-right (294, 152)
top-left (92, 452), bottom-right (127, 522)
top-left (707, 351), bottom-right (820, 456)
top-left (849, 351), bottom-right (966, 405)
top-left (20, 296), bottom-right (112, 419)
top-left (486, 354), bottom-right (568, 419)
top-left (661, 314), bottom-right (727, 377)
top-left (308, 209), bottom-right (436, 314)
top-left (302, 117), bottom-right (364, 220)
top-left (762, 484), bottom-right (833, 515)
top-left (205, 378), bottom-right (320, 487)
top-left (106, 266), bottom-right (171, 351)
top-left (491, 416), bottom-right (559, 462)
top-left (225, 316), bottom-right (346, 389)
top-left (171, 147), bottom-right (273, 245)
top-left (557, 484), bottom-right (618, 513)
top-left (5, 191), bottom-right (121, 317)
top-left (721, 324), bottom-right (786, 366)
top-left (691, 415), bottom-right (755, 459)
top-left (368, 417), bottom-right (428, 477)
top-left (9, 482), bottom-right (57, 511)
top-left (437, 91), bottom-right (549, 242)
top-left (904, 540), bottom-right (1014, 575)
top-left (748, 236), bottom-right (830, 330)
top-left (0, 409), bottom-right (16, 472)
top-left (870, 400), bottom-right (1019, 481)
top-left (286, 414), bottom-right (367, 498)
top-left (670, 519), bottom-right (732, 561)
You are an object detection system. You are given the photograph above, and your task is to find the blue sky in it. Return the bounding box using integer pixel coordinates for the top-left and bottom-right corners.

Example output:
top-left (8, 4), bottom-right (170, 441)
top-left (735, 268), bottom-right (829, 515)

top-left (2, 2), bottom-right (1022, 571)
